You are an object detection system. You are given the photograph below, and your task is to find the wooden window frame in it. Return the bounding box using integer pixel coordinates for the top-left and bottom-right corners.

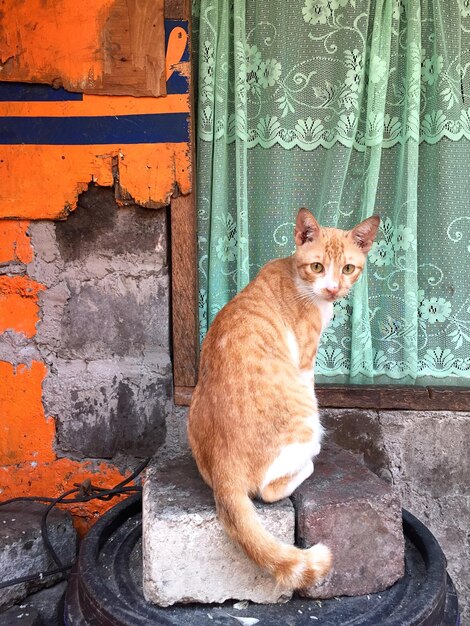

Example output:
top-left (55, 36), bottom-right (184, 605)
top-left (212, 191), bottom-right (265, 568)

top-left (169, 3), bottom-right (470, 413)
top-left (170, 188), bottom-right (470, 412)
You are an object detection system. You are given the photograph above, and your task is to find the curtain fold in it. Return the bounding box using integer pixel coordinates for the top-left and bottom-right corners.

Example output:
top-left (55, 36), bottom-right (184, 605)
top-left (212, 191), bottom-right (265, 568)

top-left (195, 0), bottom-right (470, 385)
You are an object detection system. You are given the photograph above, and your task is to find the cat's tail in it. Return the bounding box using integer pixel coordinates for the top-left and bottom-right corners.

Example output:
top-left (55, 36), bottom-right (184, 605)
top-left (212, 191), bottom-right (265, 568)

top-left (214, 485), bottom-right (332, 590)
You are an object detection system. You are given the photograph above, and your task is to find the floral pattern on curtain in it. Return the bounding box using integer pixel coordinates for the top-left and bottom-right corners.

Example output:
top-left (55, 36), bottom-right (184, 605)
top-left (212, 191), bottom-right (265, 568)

top-left (195, 0), bottom-right (470, 385)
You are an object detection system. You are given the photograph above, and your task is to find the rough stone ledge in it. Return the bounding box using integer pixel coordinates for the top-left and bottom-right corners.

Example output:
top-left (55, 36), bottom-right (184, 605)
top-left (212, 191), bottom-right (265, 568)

top-left (293, 443), bottom-right (405, 599)
top-left (142, 459), bottom-right (294, 607)
top-left (0, 503), bottom-right (77, 610)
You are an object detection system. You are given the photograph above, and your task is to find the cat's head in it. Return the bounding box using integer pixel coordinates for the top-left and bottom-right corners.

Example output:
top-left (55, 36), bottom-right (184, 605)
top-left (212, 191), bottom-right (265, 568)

top-left (293, 208), bottom-right (380, 302)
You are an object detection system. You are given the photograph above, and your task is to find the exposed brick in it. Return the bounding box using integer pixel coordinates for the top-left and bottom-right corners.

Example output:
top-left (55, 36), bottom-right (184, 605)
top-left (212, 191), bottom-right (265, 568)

top-left (142, 458), bottom-right (294, 606)
top-left (28, 188), bottom-right (171, 461)
top-left (293, 443), bottom-right (405, 599)
top-left (49, 360), bottom-right (170, 458)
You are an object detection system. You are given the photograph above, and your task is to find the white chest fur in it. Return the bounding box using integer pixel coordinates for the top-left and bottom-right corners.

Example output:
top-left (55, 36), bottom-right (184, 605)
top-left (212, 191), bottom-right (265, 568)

top-left (260, 415), bottom-right (324, 492)
top-left (315, 299), bottom-right (334, 333)
top-left (286, 330), bottom-right (300, 367)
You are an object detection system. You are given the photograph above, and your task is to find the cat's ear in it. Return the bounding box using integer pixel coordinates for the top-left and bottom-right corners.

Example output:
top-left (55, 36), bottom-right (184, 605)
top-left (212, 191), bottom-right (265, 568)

top-left (350, 215), bottom-right (380, 253)
top-left (294, 208), bottom-right (320, 246)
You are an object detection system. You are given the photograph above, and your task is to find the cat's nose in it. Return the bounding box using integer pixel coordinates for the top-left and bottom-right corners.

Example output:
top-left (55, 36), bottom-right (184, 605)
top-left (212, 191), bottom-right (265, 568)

top-left (325, 287), bottom-right (339, 298)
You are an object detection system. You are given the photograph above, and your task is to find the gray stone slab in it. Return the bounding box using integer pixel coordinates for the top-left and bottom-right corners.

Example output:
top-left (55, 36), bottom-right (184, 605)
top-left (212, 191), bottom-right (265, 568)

top-left (0, 503), bottom-right (77, 610)
top-left (293, 443), bottom-right (405, 599)
top-left (18, 581), bottom-right (67, 626)
top-left (142, 459), bottom-right (294, 607)
top-left (0, 605), bottom-right (41, 626)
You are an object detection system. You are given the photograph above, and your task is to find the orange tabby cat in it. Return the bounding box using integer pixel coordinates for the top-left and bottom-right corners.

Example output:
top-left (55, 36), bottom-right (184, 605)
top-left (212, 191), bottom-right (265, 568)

top-left (188, 208), bottom-right (380, 590)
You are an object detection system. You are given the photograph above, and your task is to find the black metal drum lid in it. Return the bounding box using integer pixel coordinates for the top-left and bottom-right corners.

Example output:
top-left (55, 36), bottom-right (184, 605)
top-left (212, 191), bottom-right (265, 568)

top-left (64, 494), bottom-right (459, 626)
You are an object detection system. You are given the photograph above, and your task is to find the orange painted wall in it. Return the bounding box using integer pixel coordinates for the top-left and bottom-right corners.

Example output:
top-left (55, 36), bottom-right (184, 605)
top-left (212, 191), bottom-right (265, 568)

top-left (0, 23), bottom-right (191, 219)
top-left (0, 0), bottom-right (166, 97)
top-left (0, 227), bottom-right (133, 533)
top-left (0, 6), bottom-right (192, 531)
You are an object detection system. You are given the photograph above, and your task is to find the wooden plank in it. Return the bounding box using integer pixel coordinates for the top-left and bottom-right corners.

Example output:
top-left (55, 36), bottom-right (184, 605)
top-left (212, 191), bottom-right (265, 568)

top-left (315, 385), bottom-right (430, 410)
top-left (171, 10), bottom-right (197, 396)
top-left (427, 387), bottom-right (470, 412)
top-left (174, 386), bottom-right (194, 406)
top-left (1, 0), bottom-right (166, 97)
top-left (171, 192), bottom-right (199, 390)
top-left (165, 0), bottom-right (190, 19)
top-left (316, 384), bottom-right (470, 411)
top-left (174, 384), bottom-right (470, 410)
top-left (100, 0), bottom-right (166, 96)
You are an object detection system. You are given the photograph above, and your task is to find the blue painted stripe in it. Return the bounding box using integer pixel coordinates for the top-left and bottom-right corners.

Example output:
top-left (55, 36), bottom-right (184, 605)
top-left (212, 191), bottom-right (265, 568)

top-left (0, 82), bottom-right (83, 102)
top-left (0, 113), bottom-right (189, 145)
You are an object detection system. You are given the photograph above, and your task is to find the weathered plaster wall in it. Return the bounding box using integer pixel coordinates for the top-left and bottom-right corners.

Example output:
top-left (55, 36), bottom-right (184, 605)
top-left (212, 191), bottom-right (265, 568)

top-left (0, 8), bottom-right (191, 531)
top-left (321, 408), bottom-right (470, 625)
top-left (0, 186), bottom-right (185, 532)
top-left (29, 186), bottom-right (172, 459)
top-left (0, 220), bottom-right (130, 533)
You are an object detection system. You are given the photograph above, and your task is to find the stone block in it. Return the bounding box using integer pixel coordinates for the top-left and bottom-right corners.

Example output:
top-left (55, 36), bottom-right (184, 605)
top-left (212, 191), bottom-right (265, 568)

top-left (142, 459), bottom-right (294, 607)
top-left (0, 503), bottom-right (77, 610)
top-left (293, 443), bottom-right (405, 599)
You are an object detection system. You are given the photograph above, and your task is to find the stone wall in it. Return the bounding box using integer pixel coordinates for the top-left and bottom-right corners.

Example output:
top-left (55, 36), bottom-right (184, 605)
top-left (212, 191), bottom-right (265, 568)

top-left (28, 186), bottom-right (172, 460)
top-left (0, 185), bottom-right (177, 531)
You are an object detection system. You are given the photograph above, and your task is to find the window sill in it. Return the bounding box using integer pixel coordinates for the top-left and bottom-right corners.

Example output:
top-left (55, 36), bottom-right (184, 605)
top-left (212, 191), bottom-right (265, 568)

top-left (174, 384), bottom-right (470, 411)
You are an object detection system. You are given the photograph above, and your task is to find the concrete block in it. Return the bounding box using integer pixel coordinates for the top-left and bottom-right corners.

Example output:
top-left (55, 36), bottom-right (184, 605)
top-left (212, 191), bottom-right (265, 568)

top-left (0, 503), bottom-right (77, 610)
top-left (54, 185), bottom-right (167, 264)
top-left (142, 459), bottom-right (294, 607)
top-left (45, 359), bottom-right (171, 459)
top-left (60, 274), bottom-right (169, 359)
top-left (27, 186), bottom-right (172, 462)
top-left (293, 443), bottom-right (405, 599)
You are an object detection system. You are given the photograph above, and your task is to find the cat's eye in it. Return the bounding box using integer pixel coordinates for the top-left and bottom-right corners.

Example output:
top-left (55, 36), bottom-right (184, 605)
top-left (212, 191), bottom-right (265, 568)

top-left (311, 262), bottom-right (324, 273)
top-left (343, 264), bottom-right (355, 274)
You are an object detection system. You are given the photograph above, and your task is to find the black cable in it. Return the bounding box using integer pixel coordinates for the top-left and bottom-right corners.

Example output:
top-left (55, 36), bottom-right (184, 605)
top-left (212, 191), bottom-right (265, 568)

top-left (0, 459), bottom-right (150, 591)
top-left (0, 485), bottom-right (142, 508)
top-left (0, 566), bottom-right (71, 590)
top-left (41, 487), bottom-right (79, 570)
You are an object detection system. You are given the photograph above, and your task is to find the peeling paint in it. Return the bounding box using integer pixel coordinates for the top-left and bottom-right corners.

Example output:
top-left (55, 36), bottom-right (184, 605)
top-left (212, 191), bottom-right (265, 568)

top-left (0, 16), bottom-right (191, 532)
top-left (0, 276), bottom-right (45, 337)
top-left (0, 361), bottom-right (55, 465)
top-left (0, 0), bottom-right (115, 89)
top-left (0, 21), bottom-right (191, 218)
top-left (0, 358), bottom-right (131, 534)
top-left (0, 0), bottom-right (166, 97)
top-left (0, 142), bottom-right (191, 219)
top-left (0, 221), bottom-right (33, 264)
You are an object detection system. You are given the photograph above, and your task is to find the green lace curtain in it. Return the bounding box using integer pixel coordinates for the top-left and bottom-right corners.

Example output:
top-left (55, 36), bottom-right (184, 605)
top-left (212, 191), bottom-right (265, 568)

top-left (194, 0), bottom-right (470, 385)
